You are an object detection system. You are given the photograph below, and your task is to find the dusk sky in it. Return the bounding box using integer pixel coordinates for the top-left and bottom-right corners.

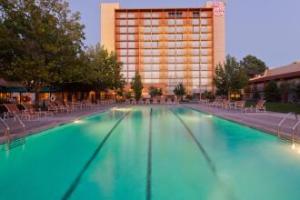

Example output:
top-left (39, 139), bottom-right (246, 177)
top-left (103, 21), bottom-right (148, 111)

top-left (68, 0), bottom-right (300, 68)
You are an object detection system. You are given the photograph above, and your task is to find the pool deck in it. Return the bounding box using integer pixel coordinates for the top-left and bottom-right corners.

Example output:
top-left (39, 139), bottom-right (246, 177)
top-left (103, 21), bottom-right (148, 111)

top-left (1, 103), bottom-right (299, 145)
top-left (185, 103), bottom-right (300, 142)
top-left (0, 105), bottom-right (115, 145)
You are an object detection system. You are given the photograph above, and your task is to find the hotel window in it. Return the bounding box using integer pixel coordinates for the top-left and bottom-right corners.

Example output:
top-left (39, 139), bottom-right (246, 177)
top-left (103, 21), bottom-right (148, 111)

top-left (120, 27), bottom-right (127, 33)
top-left (201, 71), bottom-right (209, 78)
top-left (201, 41), bottom-right (209, 47)
top-left (168, 57), bottom-right (176, 63)
top-left (120, 57), bottom-right (127, 63)
top-left (128, 72), bottom-right (135, 79)
top-left (128, 49), bottom-right (136, 56)
top-left (200, 12), bottom-right (209, 17)
top-left (152, 34), bottom-right (159, 40)
top-left (151, 13), bottom-right (159, 18)
top-left (167, 19), bottom-right (175, 25)
top-left (175, 71), bottom-right (184, 78)
top-left (144, 20), bottom-right (151, 26)
top-left (201, 78), bottom-right (209, 85)
top-left (192, 71), bottom-right (200, 78)
top-left (200, 49), bottom-right (209, 55)
top-left (144, 57), bottom-right (152, 63)
top-left (144, 72), bottom-right (152, 78)
top-left (128, 64), bottom-right (136, 71)
top-left (128, 27), bottom-right (136, 33)
top-left (176, 49), bottom-right (184, 55)
top-left (144, 27), bottom-right (151, 33)
top-left (168, 42), bottom-right (176, 48)
top-left (201, 64), bottom-right (209, 70)
top-left (151, 27), bottom-right (159, 33)
top-left (127, 20), bottom-right (135, 26)
top-left (192, 12), bottom-right (200, 18)
top-left (192, 34), bottom-right (200, 40)
top-left (119, 20), bottom-right (127, 26)
top-left (128, 42), bottom-right (136, 48)
top-left (176, 19), bottom-right (183, 25)
top-left (152, 20), bottom-right (159, 26)
top-left (192, 64), bottom-right (200, 70)
top-left (121, 71), bottom-right (127, 77)
top-left (128, 35), bottom-right (135, 41)
top-left (128, 57), bottom-right (136, 63)
top-left (143, 35), bottom-right (151, 41)
top-left (152, 57), bottom-right (160, 63)
top-left (176, 27), bottom-right (184, 33)
top-left (119, 13), bottom-right (127, 18)
top-left (143, 42), bottom-right (151, 48)
top-left (143, 13), bottom-right (151, 18)
top-left (176, 57), bottom-right (184, 63)
top-left (192, 57), bottom-right (200, 63)
top-left (168, 71), bottom-right (175, 78)
top-left (120, 49), bottom-right (127, 56)
top-left (152, 72), bottom-right (159, 78)
top-left (176, 64), bottom-right (184, 70)
top-left (192, 42), bottom-right (200, 48)
top-left (168, 27), bottom-right (175, 33)
top-left (201, 57), bottom-right (209, 63)
top-left (201, 19), bottom-right (208, 25)
top-left (168, 64), bottom-right (175, 70)
top-left (192, 19), bottom-right (199, 25)
top-left (143, 64), bottom-right (151, 71)
top-left (127, 13), bottom-right (135, 18)
top-left (193, 26), bottom-right (200, 33)
top-left (167, 35), bottom-right (175, 40)
top-left (120, 42), bottom-right (127, 48)
top-left (192, 49), bottom-right (200, 55)
top-left (176, 42), bottom-right (184, 48)
top-left (175, 34), bottom-right (183, 40)
top-left (201, 27), bottom-right (209, 33)
top-left (168, 49), bottom-right (176, 56)
top-left (120, 35), bottom-right (127, 41)
top-left (192, 78), bottom-right (200, 86)
top-left (152, 64), bottom-right (160, 71)
top-left (201, 34), bottom-right (209, 40)
top-left (151, 42), bottom-right (158, 48)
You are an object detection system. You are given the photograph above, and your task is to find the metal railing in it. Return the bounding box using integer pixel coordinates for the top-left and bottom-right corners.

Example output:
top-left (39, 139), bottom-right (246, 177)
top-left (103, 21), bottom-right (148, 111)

top-left (0, 117), bottom-right (10, 136)
top-left (277, 112), bottom-right (293, 137)
top-left (292, 118), bottom-right (300, 144)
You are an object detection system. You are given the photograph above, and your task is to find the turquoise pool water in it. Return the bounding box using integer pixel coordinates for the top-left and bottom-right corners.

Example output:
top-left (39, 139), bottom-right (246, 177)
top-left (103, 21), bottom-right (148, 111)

top-left (1, 106), bottom-right (300, 200)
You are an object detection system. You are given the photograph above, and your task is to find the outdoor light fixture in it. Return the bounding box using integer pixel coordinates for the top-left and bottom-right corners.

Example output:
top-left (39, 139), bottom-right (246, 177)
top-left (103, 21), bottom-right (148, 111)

top-left (291, 143), bottom-right (296, 150)
top-left (74, 119), bottom-right (81, 123)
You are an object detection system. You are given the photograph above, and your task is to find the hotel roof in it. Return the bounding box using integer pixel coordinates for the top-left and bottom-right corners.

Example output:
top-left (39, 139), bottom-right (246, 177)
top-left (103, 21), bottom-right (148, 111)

top-left (250, 61), bottom-right (300, 83)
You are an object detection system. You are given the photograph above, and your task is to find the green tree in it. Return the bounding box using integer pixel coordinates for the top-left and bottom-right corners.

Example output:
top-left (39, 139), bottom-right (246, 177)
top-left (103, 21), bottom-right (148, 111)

top-left (214, 55), bottom-right (248, 99)
top-left (252, 85), bottom-right (261, 100)
top-left (173, 83), bottom-right (186, 101)
top-left (131, 72), bottom-right (143, 101)
top-left (86, 44), bottom-right (124, 100)
top-left (264, 81), bottom-right (280, 102)
top-left (0, 0), bottom-right (85, 102)
top-left (279, 81), bottom-right (291, 103)
top-left (149, 86), bottom-right (162, 98)
top-left (240, 55), bottom-right (267, 78)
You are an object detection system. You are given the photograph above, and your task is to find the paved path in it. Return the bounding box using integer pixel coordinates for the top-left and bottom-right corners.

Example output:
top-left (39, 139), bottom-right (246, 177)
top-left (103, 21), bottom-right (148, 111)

top-left (0, 105), bottom-right (115, 144)
top-left (185, 103), bottom-right (300, 142)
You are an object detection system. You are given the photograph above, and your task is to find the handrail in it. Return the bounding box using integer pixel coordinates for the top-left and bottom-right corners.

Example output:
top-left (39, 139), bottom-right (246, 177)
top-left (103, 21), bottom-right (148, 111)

top-left (277, 112), bottom-right (293, 137)
top-left (14, 114), bottom-right (26, 129)
top-left (0, 117), bottom-right (10, 136)
top-left (292, 118), bottom-right (300, 143)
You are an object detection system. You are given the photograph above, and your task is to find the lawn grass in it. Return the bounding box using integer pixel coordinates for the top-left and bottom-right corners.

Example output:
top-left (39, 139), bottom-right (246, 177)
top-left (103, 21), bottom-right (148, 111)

top-left (246, 101), bottom-right (300, 114)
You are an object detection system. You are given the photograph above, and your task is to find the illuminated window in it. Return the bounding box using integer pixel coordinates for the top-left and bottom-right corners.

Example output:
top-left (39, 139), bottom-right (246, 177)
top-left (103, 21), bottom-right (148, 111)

top-left (192, 19), bottom-right (199, 25)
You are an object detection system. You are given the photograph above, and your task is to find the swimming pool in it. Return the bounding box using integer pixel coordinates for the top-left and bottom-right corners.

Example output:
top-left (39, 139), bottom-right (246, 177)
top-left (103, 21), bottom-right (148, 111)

top-left (1, 106), bottom-right (300, 200)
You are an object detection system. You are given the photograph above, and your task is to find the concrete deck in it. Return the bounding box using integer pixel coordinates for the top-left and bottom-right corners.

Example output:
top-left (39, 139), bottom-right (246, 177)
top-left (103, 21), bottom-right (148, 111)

top-left (0, 105), bottom-right (115, 144)
top-left (185, 103), bottom-right (300, 142)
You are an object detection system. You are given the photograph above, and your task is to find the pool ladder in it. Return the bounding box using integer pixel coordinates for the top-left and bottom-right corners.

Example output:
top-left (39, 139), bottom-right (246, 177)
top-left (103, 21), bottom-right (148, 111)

top-left (0, 117), bottom-right (10, 136)
top-left (277, 112), bottom-right (300, 142)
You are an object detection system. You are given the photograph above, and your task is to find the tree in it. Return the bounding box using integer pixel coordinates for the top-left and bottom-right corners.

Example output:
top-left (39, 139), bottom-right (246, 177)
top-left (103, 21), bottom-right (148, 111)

top-left (173, 83), bottom-right (186, 101)
top-left (214, 55), bottom-right (248, 99)
top-left (264, 81), bottom-right (280, 102)
top-left (279, 81), bottom-right (291, 103)
top-left (149, 86), bottom-right (162, 98)
top-left (252, 85), bottom-right (260, 100)
top-left (240, 55), bottom-right (267, 78)
top-left (86, 44), bottom-right (124, 100)
top-left (0, 0), bottom-right (86, 102)
top-left (131, 72), bottom-right (143, 101)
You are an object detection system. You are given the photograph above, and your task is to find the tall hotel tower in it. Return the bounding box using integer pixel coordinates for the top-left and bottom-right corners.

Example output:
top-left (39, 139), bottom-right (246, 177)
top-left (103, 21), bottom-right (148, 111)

top-left (100, 1), bottom-right (225, 94)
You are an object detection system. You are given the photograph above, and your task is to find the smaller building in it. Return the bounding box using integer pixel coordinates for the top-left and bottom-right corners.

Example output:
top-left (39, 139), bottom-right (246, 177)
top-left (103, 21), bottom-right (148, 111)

top-left (248, 61), bottom-right (300, 101)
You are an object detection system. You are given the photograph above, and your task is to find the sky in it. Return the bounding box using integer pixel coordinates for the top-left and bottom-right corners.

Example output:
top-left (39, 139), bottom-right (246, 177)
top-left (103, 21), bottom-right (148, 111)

top-left (68, 0), bottom-right (300, 68)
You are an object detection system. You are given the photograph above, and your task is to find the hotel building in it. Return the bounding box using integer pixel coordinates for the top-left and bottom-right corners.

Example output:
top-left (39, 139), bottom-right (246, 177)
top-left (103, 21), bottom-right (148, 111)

top-left (100, 1), bottom-right (225, 95)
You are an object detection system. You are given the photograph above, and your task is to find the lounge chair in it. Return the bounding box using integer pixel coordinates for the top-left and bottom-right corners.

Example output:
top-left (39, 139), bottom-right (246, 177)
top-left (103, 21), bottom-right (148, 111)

top-left (4, 104), bottom-right (35, 120)
top-left (255, 100), bottom-right (266, 112)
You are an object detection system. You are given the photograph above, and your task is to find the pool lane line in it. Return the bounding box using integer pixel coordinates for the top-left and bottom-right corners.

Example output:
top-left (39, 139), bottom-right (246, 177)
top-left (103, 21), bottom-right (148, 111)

top-left (169, 109), bottom-right (239, 200)
top-left (169, 109), bottom-right (217, 175)
top-left (146, 108), bottom-right (153, 200)
top-left (61, 111), bottom-right (131, 200)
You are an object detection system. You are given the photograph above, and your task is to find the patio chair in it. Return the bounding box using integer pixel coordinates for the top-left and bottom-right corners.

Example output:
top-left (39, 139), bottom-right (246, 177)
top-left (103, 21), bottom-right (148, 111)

top-left (4, 104), bottom-right (34, 120)
top-left (255, 100), bottom-right (266, 112)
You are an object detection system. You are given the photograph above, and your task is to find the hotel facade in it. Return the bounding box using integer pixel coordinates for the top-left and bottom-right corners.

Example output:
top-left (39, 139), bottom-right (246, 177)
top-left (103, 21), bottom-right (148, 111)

top-left (100, 1), bottom-right (225, 95)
